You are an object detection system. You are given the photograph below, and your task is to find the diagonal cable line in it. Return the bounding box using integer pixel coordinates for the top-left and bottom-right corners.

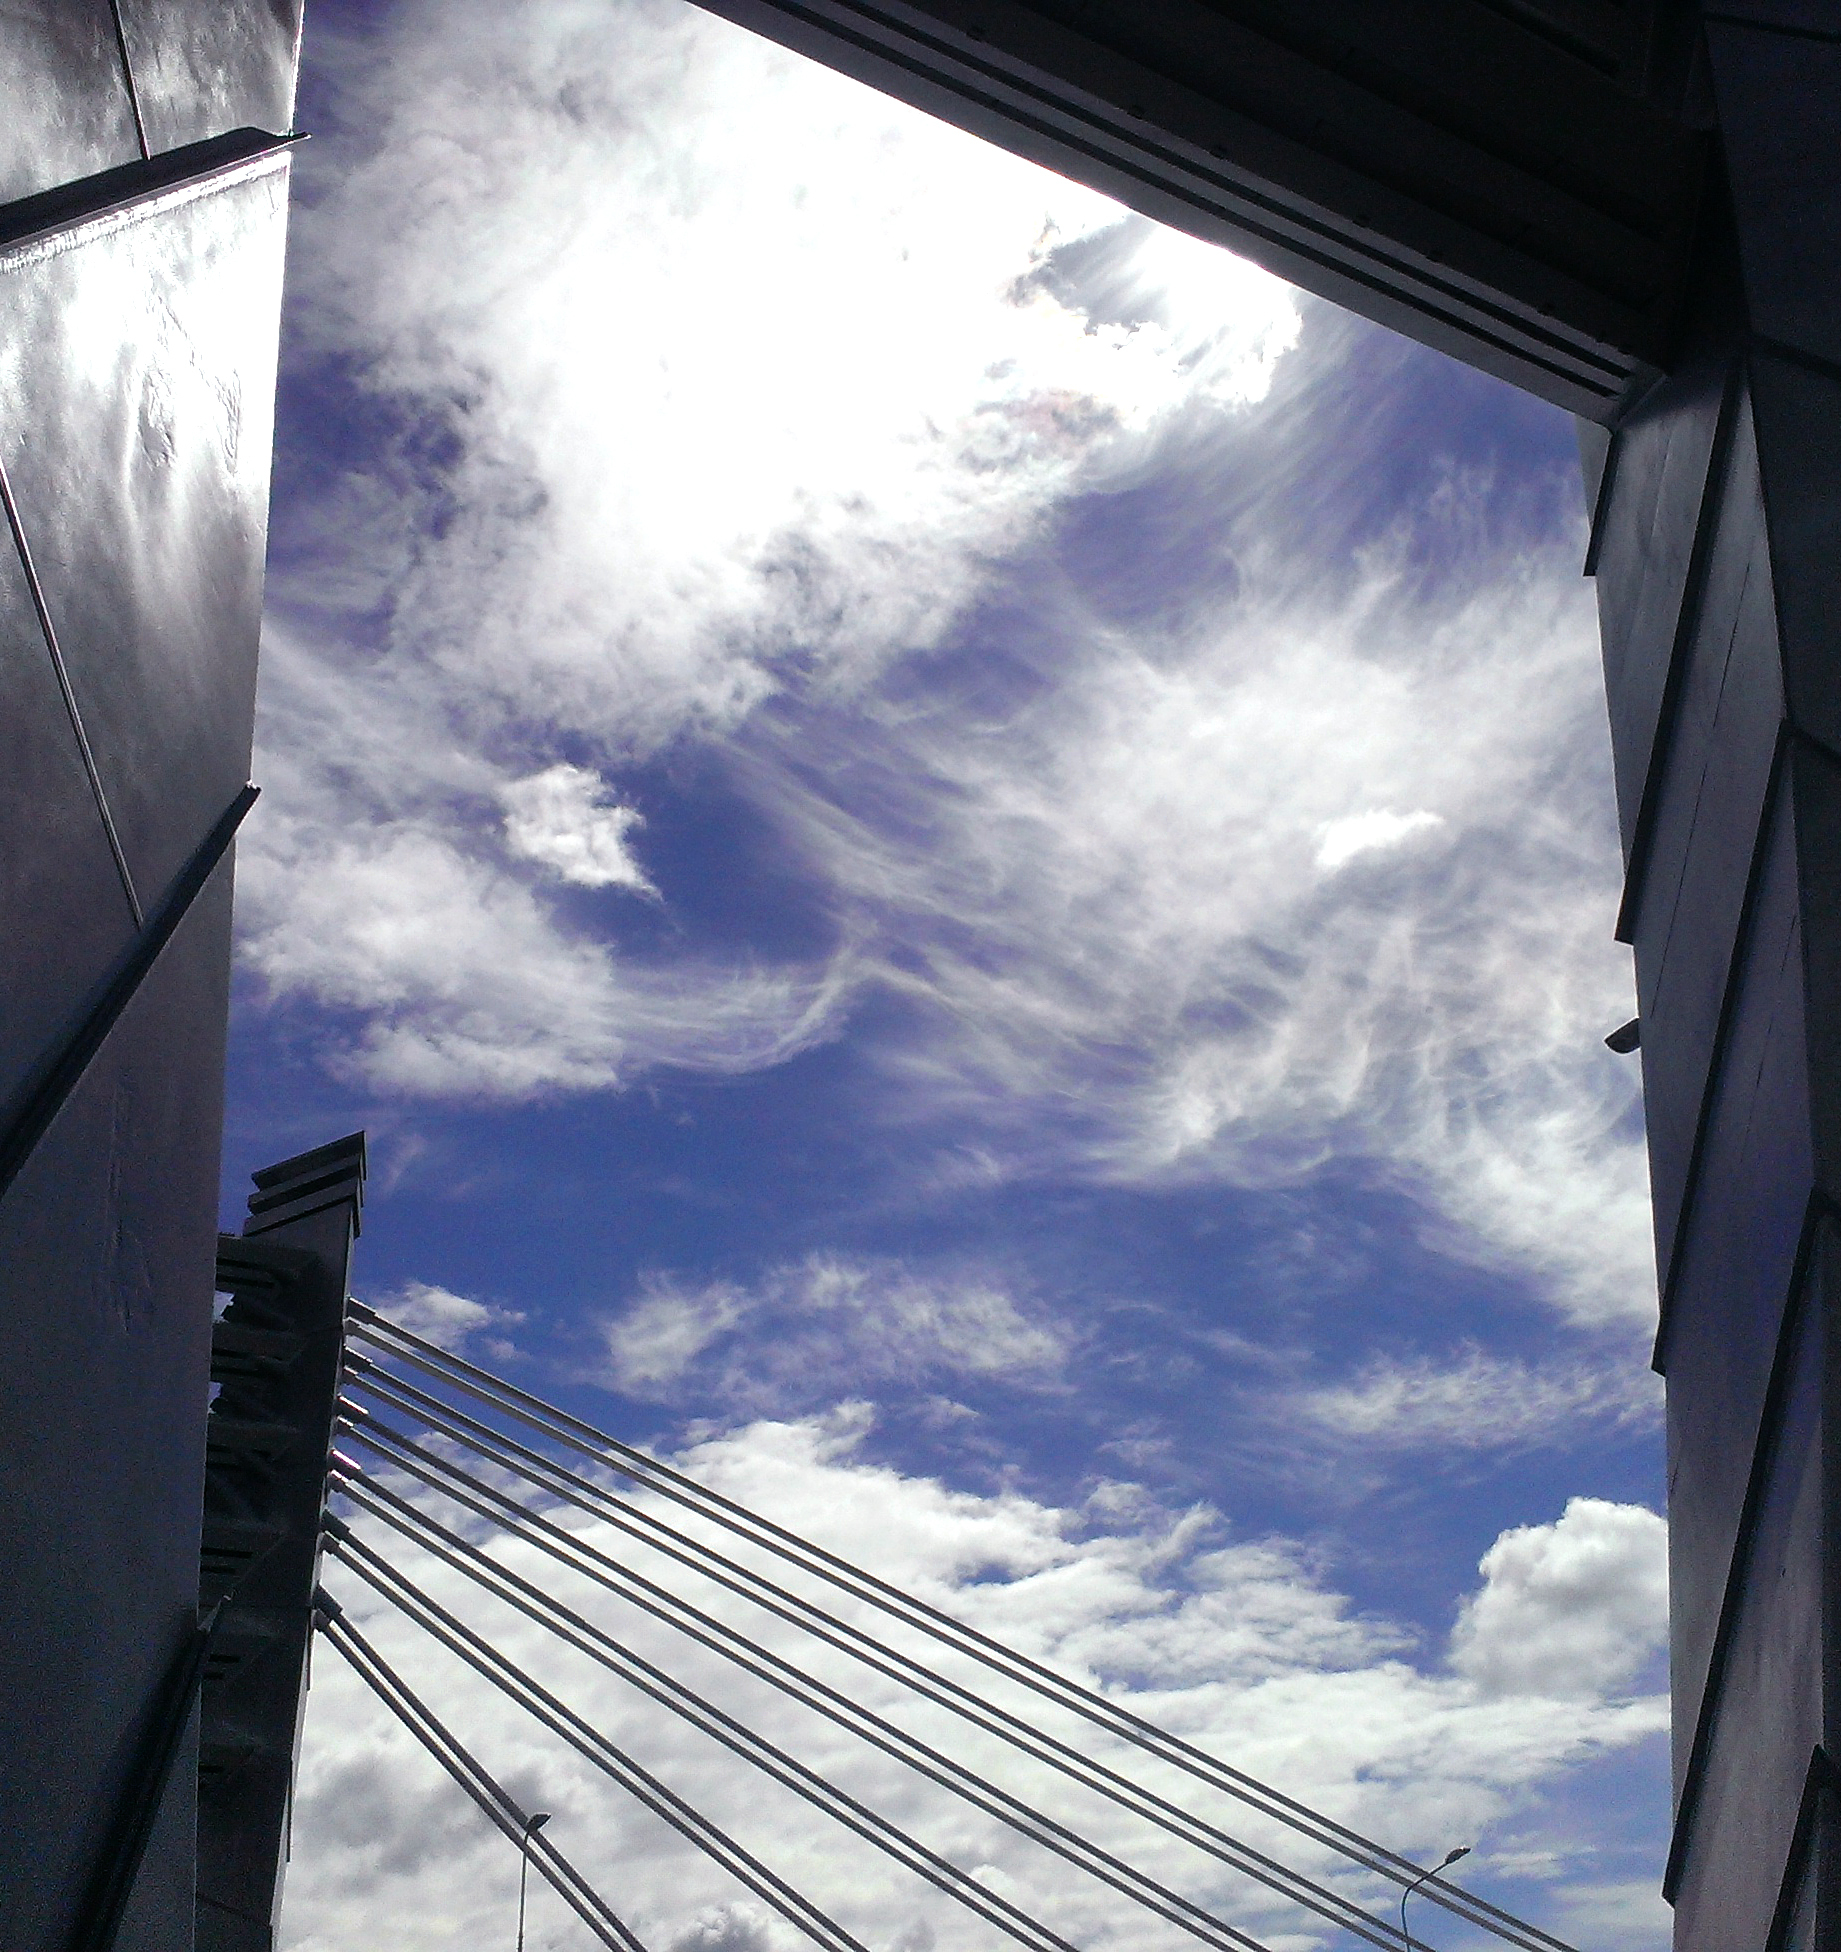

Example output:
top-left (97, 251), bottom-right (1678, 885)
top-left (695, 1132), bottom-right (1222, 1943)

top-left (321, 1532), bottom-right (869, 1952)
top-left (344, 1309), bottom-right (1562, 1951)
top-left (314, 1597), bottom-right (650, 1952)
top-left (336, 1372), bottom-right (1443, 1947)
top-left (332, 1458), bottom-right (1319, 1952)
top-left (342, 1373), bottom-right (1409, 1937)
top-left (330, 1421), bottom-right (1414, 1952)
top-left (340, 1352), bottom-right (1525, 1951)
top-left (326, 1513), bottom-right (1093, 1952)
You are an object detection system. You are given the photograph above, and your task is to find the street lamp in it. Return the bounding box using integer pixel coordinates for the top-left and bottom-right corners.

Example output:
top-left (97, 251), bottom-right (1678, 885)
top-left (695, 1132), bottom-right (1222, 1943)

top-left (1401, 1845), bottom-right (1469, 1952)
top-left (516, 1810), bottom-right (551, 1952)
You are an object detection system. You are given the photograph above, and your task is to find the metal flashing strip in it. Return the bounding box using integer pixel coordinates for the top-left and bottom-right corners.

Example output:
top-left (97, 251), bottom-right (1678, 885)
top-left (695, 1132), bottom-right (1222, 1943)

top-left (1580, 424), bottom-right (1623, 578)
top-left (0, 784), bottom-right (257, 1205)
top-left (0, 127), bottom-right (300, 262)
top-left (103, 0), bottom-right (152, 161)
top-left (242, 1133), bottom-right (368, 1239)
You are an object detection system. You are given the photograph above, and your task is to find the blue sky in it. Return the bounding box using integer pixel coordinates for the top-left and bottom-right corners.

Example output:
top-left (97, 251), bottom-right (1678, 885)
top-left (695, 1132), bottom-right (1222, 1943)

top-left (224, 3), bottom-right (1671, 1947)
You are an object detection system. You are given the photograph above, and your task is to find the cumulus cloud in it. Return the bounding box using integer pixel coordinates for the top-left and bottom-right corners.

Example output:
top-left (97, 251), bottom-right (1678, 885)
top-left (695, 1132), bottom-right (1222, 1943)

top-left (283, 1414), bottom-right (1667, 1952)
top-left (602, 1253), bottom-right (1068, 1407)
top-left (500, 765), bottom-right (657, 893)
top-left (1451, 1498), bottom-right (1668, 1701)
top-left (237, 629), bottom-right (852, 1095)
top-left (375, 1280), bottom-right (524, 1357)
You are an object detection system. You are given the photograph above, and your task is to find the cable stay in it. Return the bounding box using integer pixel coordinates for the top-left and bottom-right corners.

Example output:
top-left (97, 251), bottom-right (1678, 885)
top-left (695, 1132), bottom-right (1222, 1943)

top-left (329, 1514), bottom-right (1103, 1952)
top-left (320, 1525), bottom-right (872, 1952)
top-left (313, 1595), bottom-right (649, 1952)
top-left (330, 1420), bottom-right (1412, 1952)
top-left (341, 1309), bottom-right (1576, 1952)
top-left (339, 1371), bottom-right (1402, 1945)
top-left (331, 1459), bottom-right (1312, 1952)
top-left (343, 1357), bottom-right (1412, 1936)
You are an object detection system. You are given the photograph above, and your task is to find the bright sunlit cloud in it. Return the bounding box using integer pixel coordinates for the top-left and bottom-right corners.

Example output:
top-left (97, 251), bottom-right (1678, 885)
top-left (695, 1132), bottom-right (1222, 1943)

top-left (501, 765), bottom-right (658, 894)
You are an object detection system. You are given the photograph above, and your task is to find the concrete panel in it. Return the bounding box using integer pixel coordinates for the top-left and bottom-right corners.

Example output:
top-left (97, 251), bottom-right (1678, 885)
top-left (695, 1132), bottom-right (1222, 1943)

top-left (1751, 353), bottom-right (1841, 766)
top-left (0, 502), bottom-right (138, 1117)
top-left (117, 0), bottom-right (305, 153)
top-left (1669, 1246), bottom-right (1825, 1948)
top-left (0, 3), bottom-right (141, 205)
top-left (1706, 20), bottom-right (1841, 372)
top-left (1592, 354), bottom-right (1731, 855)
top-left (0, 865), bottom-right (232, 1952)
top-left (1658, 758), bottom-right (1812, 1774)
top-left (1628, 388), bottom-right (1784, 1278)
top-left (0, 151), bottom-right (289, 903)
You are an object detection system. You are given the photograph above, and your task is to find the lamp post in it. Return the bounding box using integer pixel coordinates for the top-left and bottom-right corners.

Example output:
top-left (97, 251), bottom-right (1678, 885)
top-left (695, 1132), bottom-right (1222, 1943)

top-left (1400, 1845), bottom-right (1469, 1952)
top-left (516, 1810), bottom-right (551, 1952)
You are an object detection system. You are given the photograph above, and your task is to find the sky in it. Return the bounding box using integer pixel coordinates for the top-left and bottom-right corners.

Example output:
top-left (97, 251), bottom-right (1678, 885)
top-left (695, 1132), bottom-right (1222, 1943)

top-left (220, 3), bottom-right (1670, 1947)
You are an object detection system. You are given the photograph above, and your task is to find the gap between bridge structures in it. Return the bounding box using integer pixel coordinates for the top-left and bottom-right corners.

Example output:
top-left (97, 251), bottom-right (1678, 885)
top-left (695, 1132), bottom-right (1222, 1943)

top-left (312, 1303), bottom-right (1582, 1952)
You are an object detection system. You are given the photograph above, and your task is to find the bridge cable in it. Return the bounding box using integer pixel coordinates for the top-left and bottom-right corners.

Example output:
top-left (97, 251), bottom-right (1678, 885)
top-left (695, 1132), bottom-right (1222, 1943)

top-left (326, 1516), bottom-right (1103, 1952)
top-left (313, 1596), bottom-right (649, 1952)
top-left (320, 1530), bottom-right (869, 1952)
top-left (341, 1331), bottom-right (1563, 1952)
top-left (346, 1308), bottom-right (1550, 1947)
top-left (330, 1421), bottom-right (1409, 1952)
top-left (331, 1457), bottom-right (1305, 1952)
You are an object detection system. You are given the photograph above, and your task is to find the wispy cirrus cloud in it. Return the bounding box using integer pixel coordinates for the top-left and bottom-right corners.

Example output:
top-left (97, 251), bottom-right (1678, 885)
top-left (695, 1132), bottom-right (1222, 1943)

top-left (250, 0), bottom-right (1647, 1335)
top-left (1283, 1346), bottom-right (1661, 1454)
top-left (237, 626), bottom-right (854, 1095)
top-left (746, 474), bottom-right (1647, 1324)
top-left (602, 1252), bottom-right (1069, 1407)
top-left (275, 0), bottom-right (1298, 747)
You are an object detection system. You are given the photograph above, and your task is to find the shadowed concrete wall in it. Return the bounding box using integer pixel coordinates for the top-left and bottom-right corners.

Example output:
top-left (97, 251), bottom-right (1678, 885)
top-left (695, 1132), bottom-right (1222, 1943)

top-left (0, 7), bottom-right (302, 1949)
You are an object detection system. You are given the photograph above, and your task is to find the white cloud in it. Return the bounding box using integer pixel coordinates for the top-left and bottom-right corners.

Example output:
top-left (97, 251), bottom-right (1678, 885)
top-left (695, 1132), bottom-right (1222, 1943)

top-left (1289, 1347), bottom-right (1660, 1451)
top-left (603, 1276), bottom-right (748, 1390)
top-left (238, 629), bottom-right (853, 1095)
top-left (602, 1253), bottom-right (1067, 1405)
top-left (284, 1415), bottom-right (1667, 1952)
top-left (376, 1280), bottom-right (523, 1356)
top-left (248, 0), bottom-right (1299, 1105)
top-left (247, 0), bottom-right (1651, 1333)
top-left (1451, 1498), bottom-right (1668, 1700)
top-left (1315, 808), bottom-right (1444, 872)
top-left (279, 0), bottom-right (1299, 750)
top-left (752, 505), bottom-right (1649, 1325)
top-left (500, 765), bottom-right (657, 893)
